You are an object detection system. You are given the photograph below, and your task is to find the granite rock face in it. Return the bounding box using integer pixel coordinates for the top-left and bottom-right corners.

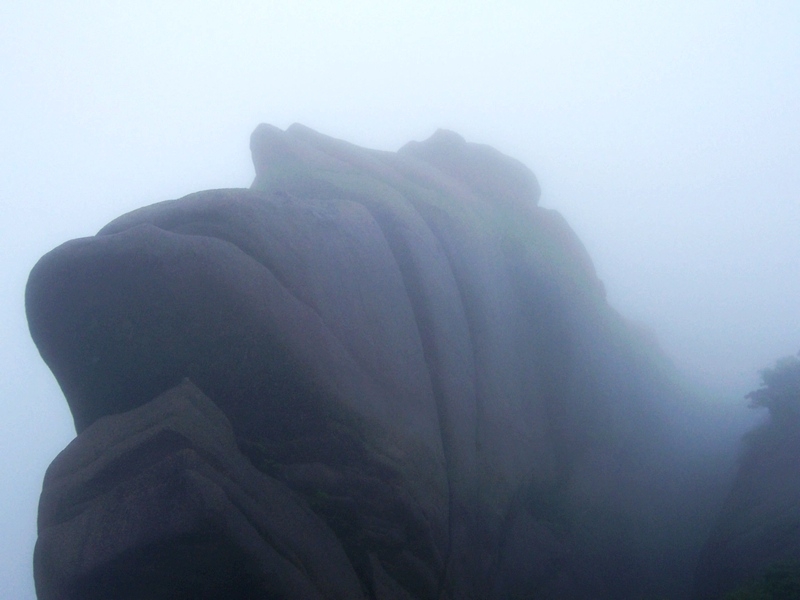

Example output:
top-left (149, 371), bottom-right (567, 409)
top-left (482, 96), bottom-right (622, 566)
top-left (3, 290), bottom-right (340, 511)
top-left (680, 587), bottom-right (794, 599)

top-left (28, 124), bottom-right (732, 599)
top-left (35, 379), bottom-right (365, 599)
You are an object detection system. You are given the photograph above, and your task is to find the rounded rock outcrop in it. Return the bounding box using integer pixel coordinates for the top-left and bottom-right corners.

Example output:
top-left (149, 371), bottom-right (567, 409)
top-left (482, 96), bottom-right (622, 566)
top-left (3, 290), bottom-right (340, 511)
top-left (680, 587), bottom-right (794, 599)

top-left (27, 124), bottom-right (735, 599)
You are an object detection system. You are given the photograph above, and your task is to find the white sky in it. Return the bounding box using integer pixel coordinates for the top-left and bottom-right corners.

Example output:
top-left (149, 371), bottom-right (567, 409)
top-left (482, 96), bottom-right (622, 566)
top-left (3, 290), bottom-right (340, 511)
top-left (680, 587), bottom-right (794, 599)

top-left (1, 2), bottom-right (798, 596)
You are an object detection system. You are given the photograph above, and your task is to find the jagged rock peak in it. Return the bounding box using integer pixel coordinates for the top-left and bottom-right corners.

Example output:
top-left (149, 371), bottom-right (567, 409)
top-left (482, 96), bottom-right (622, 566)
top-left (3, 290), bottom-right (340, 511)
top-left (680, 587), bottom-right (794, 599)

top-left (420, 128), bottom-right (467, 146)
top-left (250, 123), bottom-right (541, 212)
top-left (400, 127), bottom-right (542, 209)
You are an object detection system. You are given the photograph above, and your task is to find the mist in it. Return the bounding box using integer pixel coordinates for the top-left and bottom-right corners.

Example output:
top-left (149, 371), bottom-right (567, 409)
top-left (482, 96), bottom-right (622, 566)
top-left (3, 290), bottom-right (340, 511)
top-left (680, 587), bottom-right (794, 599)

top-left (1, 2), bottom-right (798, 597)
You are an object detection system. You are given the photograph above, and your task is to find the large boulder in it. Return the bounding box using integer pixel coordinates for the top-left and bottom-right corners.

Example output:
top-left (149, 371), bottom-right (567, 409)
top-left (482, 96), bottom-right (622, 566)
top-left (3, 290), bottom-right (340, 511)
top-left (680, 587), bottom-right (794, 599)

top-left (35, 379), bottom-right (366, 599)
top-left (27, 124), bottom-right (734, 598)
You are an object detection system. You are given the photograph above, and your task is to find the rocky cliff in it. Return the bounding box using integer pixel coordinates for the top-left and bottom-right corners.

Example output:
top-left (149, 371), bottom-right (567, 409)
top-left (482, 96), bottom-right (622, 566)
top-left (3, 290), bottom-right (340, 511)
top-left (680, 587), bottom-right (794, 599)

top-left (694, 404), bottom-right (800, 599)
top-left (27, 124), bottom-right (738, 599)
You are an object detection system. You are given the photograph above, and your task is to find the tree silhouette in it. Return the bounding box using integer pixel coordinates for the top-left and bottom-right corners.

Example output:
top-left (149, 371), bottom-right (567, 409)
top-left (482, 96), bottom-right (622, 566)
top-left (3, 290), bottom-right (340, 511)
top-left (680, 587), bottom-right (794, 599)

top-left (746, 352), bottom-right (800, 421)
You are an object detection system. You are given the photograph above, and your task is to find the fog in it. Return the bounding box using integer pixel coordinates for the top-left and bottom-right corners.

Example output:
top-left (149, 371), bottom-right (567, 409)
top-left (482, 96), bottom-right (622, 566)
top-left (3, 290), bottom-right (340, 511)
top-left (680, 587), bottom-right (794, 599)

top-left (1, 2), bottom-right (798, 596)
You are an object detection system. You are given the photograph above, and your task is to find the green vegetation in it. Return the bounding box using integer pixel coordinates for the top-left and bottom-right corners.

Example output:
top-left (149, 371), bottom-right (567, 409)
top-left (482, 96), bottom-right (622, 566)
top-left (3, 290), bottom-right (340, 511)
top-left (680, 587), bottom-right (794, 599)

top-left (724, 562), bottom-right (800, 599)
top-left (746, 353), bottom-right (800, 420)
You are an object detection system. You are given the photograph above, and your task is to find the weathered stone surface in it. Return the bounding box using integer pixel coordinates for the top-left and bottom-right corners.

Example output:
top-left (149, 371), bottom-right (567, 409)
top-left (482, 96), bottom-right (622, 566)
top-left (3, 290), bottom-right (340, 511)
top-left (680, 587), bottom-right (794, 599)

top-left (27, 124), bottom-right (738, 598)
top-left (693, 415), bottom-right (800, 599)
top-left (35, 379), bottom-right (365, 599)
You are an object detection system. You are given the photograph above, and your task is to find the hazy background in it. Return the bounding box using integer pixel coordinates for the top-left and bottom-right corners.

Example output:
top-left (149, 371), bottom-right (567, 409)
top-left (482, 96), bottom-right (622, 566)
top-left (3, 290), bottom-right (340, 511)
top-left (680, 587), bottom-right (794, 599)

top-left (1, 2), bottom-right (798, 596)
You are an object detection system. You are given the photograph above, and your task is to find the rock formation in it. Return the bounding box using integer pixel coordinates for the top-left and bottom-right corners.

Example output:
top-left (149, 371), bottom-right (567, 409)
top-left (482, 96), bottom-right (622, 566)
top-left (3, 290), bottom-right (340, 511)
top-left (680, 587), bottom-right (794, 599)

top-left (28, 124), bottom-right (739, 599)
top-left (35, 379), bottom-right (366, 599)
